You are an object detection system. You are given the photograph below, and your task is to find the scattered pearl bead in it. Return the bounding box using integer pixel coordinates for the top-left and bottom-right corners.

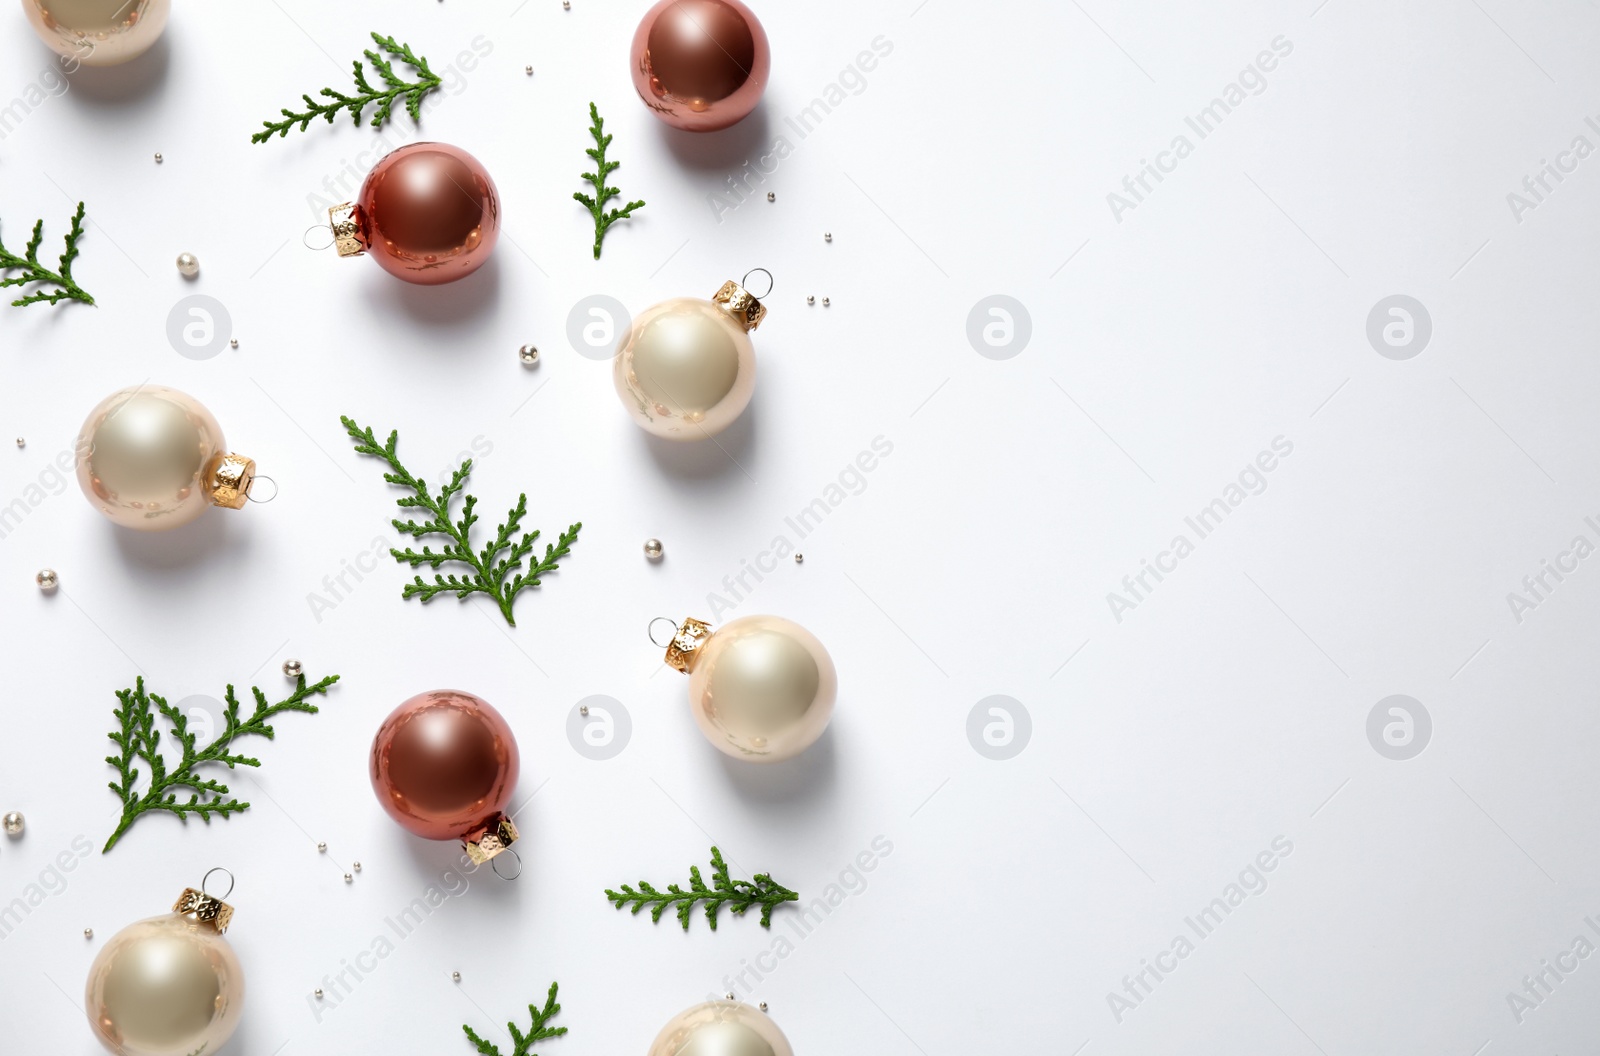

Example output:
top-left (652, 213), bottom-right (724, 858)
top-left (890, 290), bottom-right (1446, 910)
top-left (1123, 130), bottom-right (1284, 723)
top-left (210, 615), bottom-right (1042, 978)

top-left (154, 153), bottom-right (163, 163)
top-left (807, 296), bottom-right (815, 306)
top-left (725, 992), bottom-right (736, 1001)
top-left (766, 192), bottom-right (775, 202)
top-left (15, 438), bottom-right (23, 447)
top-left (562, 0), bottom-right (570, 8)
top-left (519, 344), bottom-right (539, 366)
top-left (176, 253), bottom-right (200, 278)
top-left (452, 971), bottom-right (462, 982)
top-left (315, 989), bottom-right (324, 999)
top-left (352, 861), bottom-right (362, 873)
top-left (343, 873), bottom-right (353, 884)
top-left (317, 842), bottom-right (327, 853)
top-left (580, 705), bottom-right (589, 717)
top-left (824, 232), bottom-right (832, 243)
top-left (759, 1002), bottom-right (768, 1012)
top-left (84, 928), bottom-right (93, 939)
top-left (229, 339), bottom-right (239, 349)
top-left (794, 553), bottom-right (804, 564)
top-left (283, 659), bottom-right (303, 678)
top-left (2, 812), bottom-right (23, 837)
top-left (644, 538), bottom-right (664, 561)
top-left (35, 569), bottom-right (58, 593)
top-left (525, 65), bottom-right (534, 75)
top-left (822, 297), bottom-right (831, 307)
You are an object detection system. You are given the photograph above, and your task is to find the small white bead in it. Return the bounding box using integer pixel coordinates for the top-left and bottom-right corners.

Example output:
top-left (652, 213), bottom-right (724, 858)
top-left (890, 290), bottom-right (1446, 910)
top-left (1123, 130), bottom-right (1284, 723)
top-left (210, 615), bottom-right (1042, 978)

top-left (84, 928), bottom-right (93, 939)
top-left (644, 538), bottom-right (664, 561)
top-left (452, 971), bottom-right (462, 982)
top-left (352, 861), bottom-right (362, 872)
top-left (2, 812), bottom-right (23, 836)
top-left (154, 153), bottom-right (163, 163)
top-left (759, 1002), bottom-right (768, 1012)
top-left (14, 438), bottom-right (22, 448)
top-left (822, 297), bottom-right (831, 307)
top-left (176, 253), bottom-right (200, 278)
top-left (317, 842), bottom-right (327, 853)
top-left (580, 705), bottom-right (590, 717)
top-left (525, 65), bottom-right (534, 75)
top-left (806, 296), bottom-right (815, 306)
top-left (519, 344), bottom-right (539, 366)
top-left (35, 570), bottom-right (57, 592)
top-left (229, 339), bottom-right (239, 349)
top-left (824, 232), bottom-right (832, 243)
top-left (343, 873), bottom-right (353, 883)
top-left (283, 659), bottom-right (303, 678)
top-left (767, 192), bottom-right (775, 202)
top-left (794, 553), bottom-right (804, 564)
top-left (315, 989), bottom-right (324, 998)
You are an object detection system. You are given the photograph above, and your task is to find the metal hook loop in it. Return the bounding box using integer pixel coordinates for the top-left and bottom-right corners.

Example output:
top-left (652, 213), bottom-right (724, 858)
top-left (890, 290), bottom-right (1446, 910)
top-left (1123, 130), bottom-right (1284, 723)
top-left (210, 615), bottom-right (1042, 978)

top-left (741, 267), bottom-right (774, 299)
top-left (303, 224), bottom-right (336, 252)
top-left (245, 474), bottom-right (278, 504)
top-left (201, 866), bottom-right (235, 900)
top-left (491, 849), bottom-right (523, 881)
top-left (648, 617), bottom-right (679, 648)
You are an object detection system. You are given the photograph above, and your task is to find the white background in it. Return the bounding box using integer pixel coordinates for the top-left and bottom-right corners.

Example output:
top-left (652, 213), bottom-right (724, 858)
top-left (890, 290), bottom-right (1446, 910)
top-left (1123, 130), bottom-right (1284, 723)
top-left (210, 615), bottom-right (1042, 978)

top-left (2, 0), bottom-right (1599, 1053)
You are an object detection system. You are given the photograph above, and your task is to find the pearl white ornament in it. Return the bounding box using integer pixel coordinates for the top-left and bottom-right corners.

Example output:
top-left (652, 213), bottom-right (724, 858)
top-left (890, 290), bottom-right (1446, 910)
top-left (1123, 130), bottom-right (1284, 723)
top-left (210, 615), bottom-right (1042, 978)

top-left (648, 999), bottom-right (793, 1056)
top-left (84, 890), bottom-right (244, 1056)
top-left (2, 812), bottom-right (24, 836)
top-left (613, 280), bottom-right (766, 441)
top-left (644, 538), bottom-right (664, 561)
top-left (75, 386), bottom-right (256, 531)
top-left (176, 253), bottom-right (200, 278)
top-left (316, 842), bottom-right (327, 853)
top-left (519, 344), bottom-right (540, 366)
top-left (663, 616), bottom-right (837, 762)
top-left (35, 569), bottom-right (58, 592)
top-left (283, 659), bottom-right (304, 679)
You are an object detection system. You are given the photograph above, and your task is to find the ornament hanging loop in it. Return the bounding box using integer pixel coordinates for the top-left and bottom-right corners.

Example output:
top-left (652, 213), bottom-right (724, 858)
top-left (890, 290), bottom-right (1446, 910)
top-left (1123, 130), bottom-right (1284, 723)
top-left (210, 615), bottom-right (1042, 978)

top-left (302, 224), bottom-right (336, 252)
top-left (491, 848), bottom-right (523, 881)
top-left (245, 474), bottom-right (278, 504)
top-left (201, 866), bottom-right (235, 900)
top-left (741, 267), bottom-right (774, 299)
top-left (649, 617), bottom-right (681, 648)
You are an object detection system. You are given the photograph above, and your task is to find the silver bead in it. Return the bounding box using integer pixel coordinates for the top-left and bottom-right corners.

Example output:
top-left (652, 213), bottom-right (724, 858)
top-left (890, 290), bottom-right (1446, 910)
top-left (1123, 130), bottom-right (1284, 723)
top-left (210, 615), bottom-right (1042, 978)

top-left (766, 192), bottom-right (775, 202)
top-left (725, 992), bottom-right (736, 1001)
top-left (314, 989), bottom-right (324, 999)
top-left (229, 339), bottom-right (239, 349)
top-left (806, 296), bottom-right (815, 306)
top-left (176, 253), bottom-right (200, 278)
top-left (317, 841), bottom-right (327, 853)
top-left (84, 928), bottom-right (93, 939)
top-left (822, 297), bottom-right (831, 307)
top-left (283, 659), bottom-right (304, 678)
top-left (759, 1002), bottom-right (768, 1012)
top-left (794, 553), bottom-right (804, 564)
top-left (343, 873), bottom-right (353, 883)
top-left (35, 569), bottom-right (58, 592)
top-left (824, 232), bottom-right (832, 243)
top-left (153, 153), bottom-right (163, 163)
top-left (562, 0), bottom-right (570, 7)
top-left (352, 861), bottom-right (362, 872)
top-left (2, 812), bottom-right (23, 837)
top-left (15, 437), bottom-right (23, 447)
top-left (644, 538), bottom-right (664, 561)
top-left (452, 971), bottom-right (462, 982)
top-left (525, 65), bottom-right (534, 75)
top-left (519, 344), bottom-right (540, 366)
top-left (580, 705), bottom-right (589, 716)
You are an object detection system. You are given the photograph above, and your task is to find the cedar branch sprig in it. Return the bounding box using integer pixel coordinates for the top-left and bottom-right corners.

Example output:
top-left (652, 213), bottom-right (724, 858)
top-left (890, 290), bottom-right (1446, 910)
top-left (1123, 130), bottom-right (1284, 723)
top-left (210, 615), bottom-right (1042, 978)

top-left (574, 102), bottom-right (644, 259)
top-left (342, 416), bottom-right (582, 627)
top-left (0, 201), bottom-right (94, 308)
top-left (252, 32), bottom-right (442, 143)
top-left (606, 847), bottom-right (799, 930)
top-left (102, 672), bottom-right (340, 852)
top-left (463, 982), bottom-right (568, 1056)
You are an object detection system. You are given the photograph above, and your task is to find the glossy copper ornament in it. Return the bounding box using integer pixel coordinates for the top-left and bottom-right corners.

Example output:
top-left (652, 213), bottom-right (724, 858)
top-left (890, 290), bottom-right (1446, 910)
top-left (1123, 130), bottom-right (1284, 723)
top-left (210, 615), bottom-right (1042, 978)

top-left (336, 143), bottom-right (500, 285)
top-left (631, 0), bottom-right (770, 132)
top-left (369, 691), bottom-right (519, 847)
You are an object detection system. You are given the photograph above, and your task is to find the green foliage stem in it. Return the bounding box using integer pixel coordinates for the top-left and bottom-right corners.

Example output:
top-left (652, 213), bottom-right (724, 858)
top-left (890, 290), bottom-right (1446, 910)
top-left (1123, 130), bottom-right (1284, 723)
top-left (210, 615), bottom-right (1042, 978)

top-left (463, 982), bottom-right (567, 1056)
top-left (103, 673), bottom-right (339, 852)
top-left (0, 201), bottom-right (93, 308)
top-left (342, 416), bottom-right (581, 627)
top-left (606, 847), bottom-right (800, 931)
top-left (252, 32), bottom-right (441, 143)
top-left (573, 103), bottom-right (644, 259)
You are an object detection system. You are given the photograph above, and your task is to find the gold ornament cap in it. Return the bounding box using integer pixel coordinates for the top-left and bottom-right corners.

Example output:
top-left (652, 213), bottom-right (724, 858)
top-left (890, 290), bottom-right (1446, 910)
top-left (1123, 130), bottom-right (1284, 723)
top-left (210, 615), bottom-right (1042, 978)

top-left (204, 452), bottom-right (257, 511)
top-left (329, 203), bottom-right (367, 258)
top-left (173, 887), bottom-right (235, 934)
top-left (664, 617), bottom-right (714, 674)
top-left (463, 814), bottom-right (519, 865)
top-left (713, 280), bottom-right (767, 333)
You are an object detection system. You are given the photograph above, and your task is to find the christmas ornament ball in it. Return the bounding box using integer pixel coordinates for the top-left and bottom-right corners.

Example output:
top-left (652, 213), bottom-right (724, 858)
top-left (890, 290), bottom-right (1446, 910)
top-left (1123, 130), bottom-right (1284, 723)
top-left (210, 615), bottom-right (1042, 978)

top-left (24, 0), bottom-right (171, 68)
top-left (84, 889), bottom-right (244, 1056)
top-left (370, 690), bottom-right (521, 857)
top-left (330, 143), bottom-right (500, 286)
top-left (614, 278), bottom-right (766, 441)
top-left (666, 615), bottom-right (837, 762)
top-left (75, 386), bottom-right (256, 531)
top-left (648, 999), bottom-right (794, 1056)
top-left (630, 0), bottom-right (770, 132)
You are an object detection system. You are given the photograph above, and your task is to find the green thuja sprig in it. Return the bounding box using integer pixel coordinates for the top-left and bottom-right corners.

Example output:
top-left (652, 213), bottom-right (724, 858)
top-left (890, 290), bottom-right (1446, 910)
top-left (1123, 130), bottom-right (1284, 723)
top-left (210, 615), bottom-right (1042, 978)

top-left (463, 982), bottom-right (567, 1056)
top-left (252, 32), bottom-right (442, 143)
top-left (0, 201), bottom-right (93, 308)
top-left (607, 847), bottom-right (799, 931)
top-left (342, 417), bottom-right (582, 628)
top-left (574, 102), bottom-right (644, 259)
top-left (102, 673), bottom-right (340, 852)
